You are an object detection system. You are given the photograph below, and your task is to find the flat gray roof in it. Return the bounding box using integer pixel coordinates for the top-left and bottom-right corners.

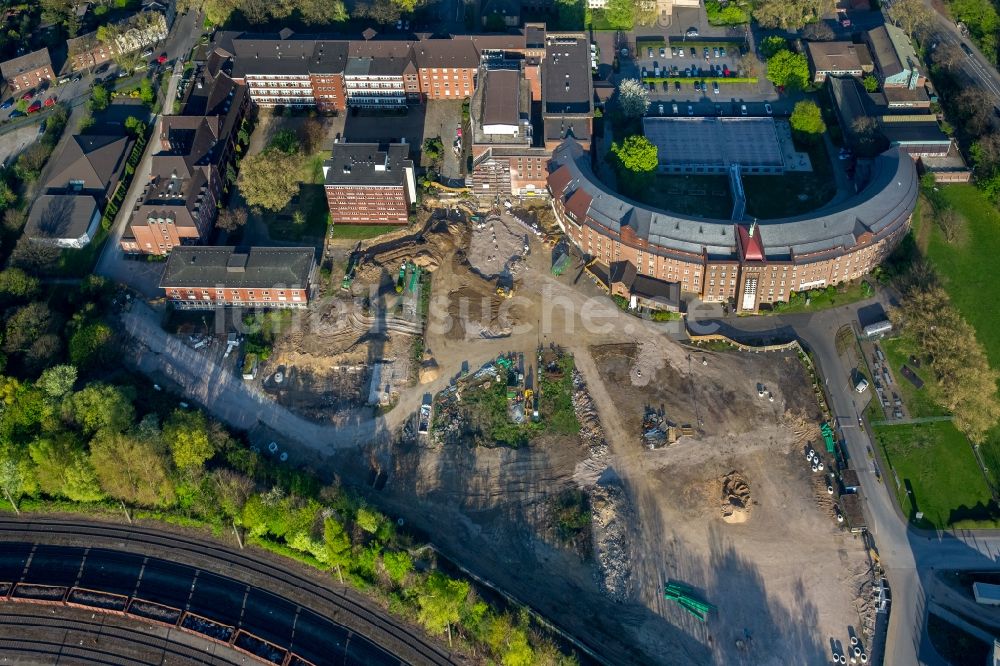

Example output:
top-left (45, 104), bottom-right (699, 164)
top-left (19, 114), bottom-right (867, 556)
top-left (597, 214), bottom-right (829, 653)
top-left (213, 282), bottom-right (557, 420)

top-left (161, 246), bottom-right (315, 289)
top-left (642, 117), bottom-right (785, 169)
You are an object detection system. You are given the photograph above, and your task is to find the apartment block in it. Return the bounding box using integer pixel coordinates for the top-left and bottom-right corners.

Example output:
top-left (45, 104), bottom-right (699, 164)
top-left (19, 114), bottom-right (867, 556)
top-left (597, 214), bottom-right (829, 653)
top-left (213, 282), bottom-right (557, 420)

top-left (160, 246), bottom-right (316, 309)
top-left (323, 143), bottom-right (416, 226)
top-left (1, 48), bottom-right (54, 92)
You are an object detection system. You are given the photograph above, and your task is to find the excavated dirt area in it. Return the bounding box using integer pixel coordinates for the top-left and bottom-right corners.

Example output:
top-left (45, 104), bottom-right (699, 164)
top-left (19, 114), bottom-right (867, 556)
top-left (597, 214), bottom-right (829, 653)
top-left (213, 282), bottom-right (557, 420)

top-left (587, 343), bottom-right (873, 665)
top-left (467, 213), bottom-right (530, 281)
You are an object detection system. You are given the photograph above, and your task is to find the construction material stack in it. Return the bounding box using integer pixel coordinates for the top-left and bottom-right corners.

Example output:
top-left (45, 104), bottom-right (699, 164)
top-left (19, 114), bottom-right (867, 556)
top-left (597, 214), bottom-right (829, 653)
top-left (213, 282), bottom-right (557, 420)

top-left (664, 581), bottom-right (715, 622)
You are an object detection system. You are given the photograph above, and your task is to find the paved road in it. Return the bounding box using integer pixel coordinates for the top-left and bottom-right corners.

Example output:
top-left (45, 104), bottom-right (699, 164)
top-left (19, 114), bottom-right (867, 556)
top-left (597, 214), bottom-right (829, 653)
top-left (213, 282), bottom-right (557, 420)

top-left (690, 298), bottom-right (1000, 666)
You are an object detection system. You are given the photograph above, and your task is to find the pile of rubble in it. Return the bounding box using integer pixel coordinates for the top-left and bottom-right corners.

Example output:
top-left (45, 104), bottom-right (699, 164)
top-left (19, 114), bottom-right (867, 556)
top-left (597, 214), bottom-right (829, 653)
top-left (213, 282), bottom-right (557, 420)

top-left (572, 370), bottom-right (608, 457)
top-left (590, 480), bottom-right (634, 602)
top-left (642, 407), bottom-right (677, 449)
top-left (720, 471), bottom-right (752, 524)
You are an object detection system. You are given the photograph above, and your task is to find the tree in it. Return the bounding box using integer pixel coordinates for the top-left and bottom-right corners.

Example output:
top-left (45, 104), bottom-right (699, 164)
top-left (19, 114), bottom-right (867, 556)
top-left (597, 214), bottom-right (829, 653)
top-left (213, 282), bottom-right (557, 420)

top-left (382, 550), bottom-right (413, 584)
top-left (90, 84), bottom-right (110, 112)
top-left (610, 135), bottom-right (658, 173)
top-left (616, 78), bottom-right (650, 118)
top-left (971, 132), bottom-right (1000, 174)
top-left (139, 77), bottom-right (154, 105)
top-left (935, 207), bottom-right (966, 243)
top-left (29, 434), bottom-right (104, 502)
top-left (38, 365), bottom-right (77, 400)
top-left (0, 268), bottom-right (40, 300)
top-left (759, 36), bottom-right (788, 59)
top-left (862, 75), bottom-right (879, 92)
top-left (68, 383), bottom-right (135, 435)
top-left (739, 53), bottom-right (758, 78)
top-left (887, 0), bottom-right (932, 38)
top-left (753, 0), bottom-right (831, 29)
top-left (9, 237), bottom-right (59, 272)
top-left (3, 302), bottom-right (54, 353)
top-left (765, 50), bottom-right (810, 90)
top-left (89, 431), bottom-right (175, 507)
top-left (15, 143), bottom-right (54, 182)
top-left (801, 21), bottom-right (835, 41)
top-left (68, 321), bottom-right (113, 368)
top-left (212, 468), bottom-right (254, 520)
top-left (238, 149), bottom-right (304, 211)
top-left (3, 209), bottom-right (26, 233)
top-left (931, 42), bottom-right (966, 71)
top-left (216, 207), bottom-right (249, 232)
top-left (355, 505), bottom-right (385, 534)
top-left (851, 115), bottom-right (886, 155)
top-left (0, 182), bottom-right (15, 210)
top-left (298, 118), bottom-right (327, 152)
top-left (422, 137), bottom-right (444, 163)
top-left (417, 572), bottom-right (469, 645)
top-left (299, 0), bottom-right (348, 23)
top-left (789, 100), bottom-right (826, 137)
top-left (604, 0), bottom-right (636, 29)
top-left (324, 516), bottom-right (352, 583)
top-left (124, 116), bottom-right (146, 137)
top-left (954, 88), bottom-right (993, 138)
top-left (163, 409), bottom-right (216, 471)
top-left (0, 454), bottom-right (26, 514)
top-left (269, 129), bottom-right (300, 154)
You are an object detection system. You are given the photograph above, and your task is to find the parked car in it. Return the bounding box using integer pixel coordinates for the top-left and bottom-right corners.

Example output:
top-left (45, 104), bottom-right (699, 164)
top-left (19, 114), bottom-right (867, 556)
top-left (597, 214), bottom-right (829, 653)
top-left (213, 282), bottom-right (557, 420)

top-left (20, 90), bottom-right (34, 101)
top-left (658, 103), bottom-right (664, 114)
top-left (37, 119), bottom-right (46, 134)
top-left (674, 81), bottom-right (681, 91)
top-left (961, 42), bottom-right (973, 56)
top-left (715, 103), bottom-right (722, 115)
top-left (648, 47), bottom-right (654, 57)
top-left (764, 103), bottom-right (773, 115)
top-left (8, 110), bottom-right (24, 119)
top-left (687, 104), bottom-right (694, 115)
top-left (662, 81), bottom-right (669, 91)
top-left (740, 104), bottom-right (748, 116)
top-left (672, 103), bottom-right (679, 114)
top-left (26, 100), bottom-right (41, 113)
top-left (141, 49), bottom-right (153, 57)
top-left (0, 99), bottom-right (12, 110)
top-left (690, 47), bottom-right (696, 57)
top-left (686, 27), bottom-right (699, 37)
top-left (44, 96), bottom-right (56, 107)
top-left (659, 47), bottom-right (666, 57)
top-left (704, 47), bottom-right (710, 58)
top-left (723, 65), bottom-right (730, 76)
top-left (713, 81), bottom-right (719, 94)
top-left (678, 47), bottom-right (684, 58)
top-left (713, 47), bottom-right (719, 58)
top-left (72, 74), bottom-right (82, 82)
top-left (720, 46), bottom-right (727, 57)
top-left (157, 54), bottom-right (167, 65)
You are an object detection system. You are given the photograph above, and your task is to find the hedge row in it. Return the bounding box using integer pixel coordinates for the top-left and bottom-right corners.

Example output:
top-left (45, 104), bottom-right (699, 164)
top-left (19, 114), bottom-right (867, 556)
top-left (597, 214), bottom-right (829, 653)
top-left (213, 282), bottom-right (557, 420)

top-left (642, 76), bottom-right (759, 84)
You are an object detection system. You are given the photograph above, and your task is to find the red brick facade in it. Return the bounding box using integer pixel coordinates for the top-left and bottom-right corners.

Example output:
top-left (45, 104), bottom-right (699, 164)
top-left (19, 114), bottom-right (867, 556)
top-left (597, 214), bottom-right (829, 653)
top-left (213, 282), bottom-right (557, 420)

top-left (164, 286), bottom-right (309, 308)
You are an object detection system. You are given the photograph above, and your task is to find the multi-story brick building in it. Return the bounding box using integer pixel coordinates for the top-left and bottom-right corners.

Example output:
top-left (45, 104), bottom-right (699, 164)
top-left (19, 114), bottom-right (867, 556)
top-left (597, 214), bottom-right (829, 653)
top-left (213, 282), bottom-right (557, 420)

top-left (541, 33), bottom-right (593, 151)
top-left (547, 139), bottom-right (918, 312)
top-left (412, 39), bottom-right (479, 100)
top-left (160, 246), bottom-right (316, 309)
top-left (1, 48), bottom-right (54, 92)
top-left (323, 143), bottom-right (416, 226)
top-left (470, 67), bottom-right (550, 199)
top-left (63, 12), bottom-right (167, 73)
top-left (66, 32), bottom-right (115, 72)
top-left (231, 36), bottom-right (324, 109)
top-left (121, 49), bottom-right (249, 255)
top-left (345, 40), bottom-right (420, 107)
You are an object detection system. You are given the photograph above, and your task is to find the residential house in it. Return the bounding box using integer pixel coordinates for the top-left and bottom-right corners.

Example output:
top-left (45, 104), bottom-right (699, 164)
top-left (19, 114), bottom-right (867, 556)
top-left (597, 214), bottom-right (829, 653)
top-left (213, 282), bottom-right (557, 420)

top-left (1, 48), bottom-right (54, 92)
top-left (160, 246), bottom-right (316, 309)
top-left (323, 143), bottom-right (416, 226)
top-left (25, 134), bottom-right (131, 247)
top-left (64, 12), bottom-right (167, 73)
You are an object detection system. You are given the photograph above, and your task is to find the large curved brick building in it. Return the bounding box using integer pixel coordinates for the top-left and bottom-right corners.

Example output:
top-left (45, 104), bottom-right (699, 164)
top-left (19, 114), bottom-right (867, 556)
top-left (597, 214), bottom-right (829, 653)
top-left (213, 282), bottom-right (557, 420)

top-left (547, 140), bottom-right (918, 312)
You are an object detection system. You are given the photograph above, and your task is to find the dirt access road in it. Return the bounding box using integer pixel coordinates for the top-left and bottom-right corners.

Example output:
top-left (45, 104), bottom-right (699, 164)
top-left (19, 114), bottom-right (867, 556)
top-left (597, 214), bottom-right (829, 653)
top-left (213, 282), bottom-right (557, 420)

top-left (121, 217), bottom-right (870, 665)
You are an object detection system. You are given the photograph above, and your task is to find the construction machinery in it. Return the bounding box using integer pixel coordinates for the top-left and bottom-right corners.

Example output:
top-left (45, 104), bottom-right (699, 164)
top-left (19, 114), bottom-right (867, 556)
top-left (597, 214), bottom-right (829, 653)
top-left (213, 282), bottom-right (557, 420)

top-left (551, 252), bottom-right (571, 276)
top-left (664, 581), bottom-right (715, 622)
top-left (497, 357), bottom-right (514, 370)
top-left (496, 284), bottom-right (514, 298)
top-left (409, 264), bottom-right (421, 292)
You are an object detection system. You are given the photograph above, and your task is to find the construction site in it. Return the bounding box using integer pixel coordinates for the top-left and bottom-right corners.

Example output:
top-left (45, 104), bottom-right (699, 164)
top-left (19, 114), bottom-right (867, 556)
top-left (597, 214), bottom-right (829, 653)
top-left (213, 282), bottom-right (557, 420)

top-left (180, 194), bottom-right (883, 664)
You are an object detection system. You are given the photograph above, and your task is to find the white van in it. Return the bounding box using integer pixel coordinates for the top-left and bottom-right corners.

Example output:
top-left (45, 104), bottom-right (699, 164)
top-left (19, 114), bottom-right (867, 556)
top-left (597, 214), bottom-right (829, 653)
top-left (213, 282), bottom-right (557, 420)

top-left (855, 378), bottom-right (869, 393)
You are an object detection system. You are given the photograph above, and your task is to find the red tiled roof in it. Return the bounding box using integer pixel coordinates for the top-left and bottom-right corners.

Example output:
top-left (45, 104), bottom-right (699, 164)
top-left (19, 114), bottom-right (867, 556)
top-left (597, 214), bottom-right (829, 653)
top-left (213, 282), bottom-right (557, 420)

top-left (737, 224), bottom-right (765, 262)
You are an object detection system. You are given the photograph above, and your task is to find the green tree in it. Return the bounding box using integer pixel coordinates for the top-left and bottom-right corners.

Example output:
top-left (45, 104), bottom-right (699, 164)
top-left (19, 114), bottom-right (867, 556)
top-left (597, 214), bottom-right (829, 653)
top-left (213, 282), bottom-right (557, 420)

top-left (759, 36), bottom-right (788, 59)
top-left (382, 550), bottom-right (413, 584)
top-left (0, 182), bottom-right (15, 209)
top-left (68, 322), bottom-right (113, 368)
top-left (753, 0), bottom-right (831, 29)
top-left (124, 116), bottom-right (146, 137)
top-left (269, 129), bottom-right (300, 154)
top-left (38, 364), bottom-right (77, 400)
top-left (862, 75), bottom-right (879, 92)
top-left (89, 431), bottom-right (175, 507)
top-left (3, 302), bottom-right (54, 353)
top-left (422, 137), bottom-right (444, 162)
top-left (765, 50), bottom-right (810, 90)
top-left (610, 135), bottom-right (658, 173)
top-left (163, 409), bottom-right (216, 471)
top-left (0, 268), bottom-right (40, 300)
top-left (68, 383), bottom-right (135, 435)
top-left (417, 571), bottom-right (469, 645)
top-left (355, 505), bottom-right (385, 534)
top-left (28, 434), bottom-right (104, 502)
top-left (238, 149), bottom-right (303, 211)
top-left (604, 0), bottom-right (636, 29)
top-left (139, 77), bottom-right (154, 105)
top-left (324, 516), bottom-right (352, 583)
top-left (789, 100), bottom-right (827, 137)
top-left (0, 452), bottom-right (28, 513)
top-left (90, 84), bottom-right (110, 112)
top-left (616, 78), bottom-right (650, 118)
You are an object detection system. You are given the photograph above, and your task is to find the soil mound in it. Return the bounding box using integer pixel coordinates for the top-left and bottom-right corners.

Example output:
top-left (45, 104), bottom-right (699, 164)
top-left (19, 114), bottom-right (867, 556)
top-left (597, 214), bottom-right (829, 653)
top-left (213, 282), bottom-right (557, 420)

top-left (720, 471), bottom-right (752, 524)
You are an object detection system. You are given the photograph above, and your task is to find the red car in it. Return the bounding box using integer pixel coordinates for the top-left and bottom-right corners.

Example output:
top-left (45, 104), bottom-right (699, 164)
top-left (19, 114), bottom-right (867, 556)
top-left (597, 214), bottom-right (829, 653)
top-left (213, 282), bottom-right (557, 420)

top-left (26, 100), bottom-right (41, 113)
top-left (157, 54), bottom-right (167, 64)
top-left (20, 90), bottom-right (34, 101)
top-left (43, 96), bottom-right (56, 107)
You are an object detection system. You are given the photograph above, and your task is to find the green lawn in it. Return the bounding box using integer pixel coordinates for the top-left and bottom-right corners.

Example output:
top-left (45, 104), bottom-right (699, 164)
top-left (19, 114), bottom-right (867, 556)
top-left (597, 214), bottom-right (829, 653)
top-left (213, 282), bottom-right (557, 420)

top-left (743, 139), bottom-right (836, 219)
top-left (330, 224), bottom-right (403, 240)
top-left (928, 185), bottom-right (1000, 370)
top-left (880, 337), bottom-right (949, 419)
top-left (768, 280), bottom-right (873, 314)
top-left (874, 421), bottom-right (997, 528)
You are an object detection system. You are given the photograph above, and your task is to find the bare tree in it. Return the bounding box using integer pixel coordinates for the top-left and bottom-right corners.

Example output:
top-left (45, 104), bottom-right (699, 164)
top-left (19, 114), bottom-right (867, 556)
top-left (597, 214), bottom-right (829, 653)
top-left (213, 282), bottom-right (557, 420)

top-left (935, 207), bottom-right (966, 243)
top-left (216, 207), bottom-right (249, 232)
top-left (802, 22), bottom-right (836, 41)
top-left (955, 88), bottom-right (993, 138)
top-left (887, 0), bottom-right (932, 38)
top-left (931, 42), bottom-right (965, 71)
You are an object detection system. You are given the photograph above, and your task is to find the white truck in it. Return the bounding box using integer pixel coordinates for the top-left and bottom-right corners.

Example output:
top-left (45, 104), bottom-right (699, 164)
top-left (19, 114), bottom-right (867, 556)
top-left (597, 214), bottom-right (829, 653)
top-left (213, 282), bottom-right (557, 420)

top-left (418, 403), bottom-right (432, 434)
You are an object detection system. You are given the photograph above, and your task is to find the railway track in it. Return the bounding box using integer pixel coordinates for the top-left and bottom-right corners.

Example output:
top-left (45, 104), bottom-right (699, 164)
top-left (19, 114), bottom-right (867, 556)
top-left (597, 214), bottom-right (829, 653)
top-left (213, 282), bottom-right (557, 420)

top-left (0, 607), bottom-right (239, 665)
top-left (0, 517), bottom-right (456, 666)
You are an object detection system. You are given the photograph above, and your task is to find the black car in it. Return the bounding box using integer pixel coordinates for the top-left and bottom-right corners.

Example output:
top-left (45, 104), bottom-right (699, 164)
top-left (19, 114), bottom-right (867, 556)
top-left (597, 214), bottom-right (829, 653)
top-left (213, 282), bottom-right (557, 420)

top-left (675, 81), bottom-right (681, 91)
top-left (961, 42), bottom-right (974, 56)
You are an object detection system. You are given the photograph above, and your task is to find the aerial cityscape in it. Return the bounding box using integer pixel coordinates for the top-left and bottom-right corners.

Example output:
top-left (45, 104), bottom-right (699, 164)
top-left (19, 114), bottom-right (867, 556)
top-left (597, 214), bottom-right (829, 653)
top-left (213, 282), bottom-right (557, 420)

top-left (0, 0), bottom-right (999, 663)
